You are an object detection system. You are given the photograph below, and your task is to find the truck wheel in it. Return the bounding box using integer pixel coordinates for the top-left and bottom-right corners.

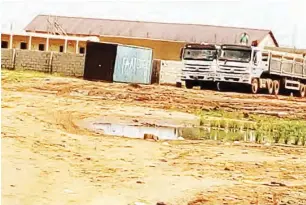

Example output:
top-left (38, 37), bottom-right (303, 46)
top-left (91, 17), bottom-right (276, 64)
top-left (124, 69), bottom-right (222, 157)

top-left (185, 80), bottom-right (194, 89)
top-left (266, 79), bottom-right (273, 94)
top-left (251, 78), bottom-right (259, 94)
top-left (200, 82), bottom-right (214, 90)
top-left (273, 80), bottom-right (280, 95)
top-left (299, 84), bottom-right (306, 98)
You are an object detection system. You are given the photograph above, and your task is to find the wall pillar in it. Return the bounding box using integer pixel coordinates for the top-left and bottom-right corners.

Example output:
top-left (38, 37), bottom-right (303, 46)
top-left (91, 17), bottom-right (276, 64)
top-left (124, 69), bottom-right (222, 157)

top-left (64, 39), bottom-right (67, 53)
top-left (9, 34), bottom-right (13, 49)
top-left (28, 36), bottom-right (32, 50)
top-left (76, 40), bottom-right (79, 54)
top-left (46, 37), bottom-right (49, 51)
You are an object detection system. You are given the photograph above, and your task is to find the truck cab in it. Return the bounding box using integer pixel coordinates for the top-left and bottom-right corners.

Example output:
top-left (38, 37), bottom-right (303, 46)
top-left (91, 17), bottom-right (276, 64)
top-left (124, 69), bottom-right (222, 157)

top-left (180, 43), bottom-right (219, 89)
top-left (215, 44), bottom-right (270, 92)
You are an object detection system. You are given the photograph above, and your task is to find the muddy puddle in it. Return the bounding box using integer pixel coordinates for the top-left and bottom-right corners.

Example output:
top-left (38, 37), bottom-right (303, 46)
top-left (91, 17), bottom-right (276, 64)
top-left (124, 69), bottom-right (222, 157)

top-left (88, 122), bottom-right (261, 142)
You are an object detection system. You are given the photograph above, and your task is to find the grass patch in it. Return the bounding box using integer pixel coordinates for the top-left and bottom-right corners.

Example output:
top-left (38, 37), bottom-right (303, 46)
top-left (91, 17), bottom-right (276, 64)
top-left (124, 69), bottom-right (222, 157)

top-left (1, 69), bottom-right (51, 83)
top-left (1, 69), bottom-right (69, 83)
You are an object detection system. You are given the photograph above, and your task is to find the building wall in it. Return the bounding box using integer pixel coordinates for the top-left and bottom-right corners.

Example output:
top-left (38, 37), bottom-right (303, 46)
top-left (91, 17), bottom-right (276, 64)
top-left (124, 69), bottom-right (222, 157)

top-left (1, 34), bottom-right (10, 44)
top-left (1, 48), bottom-right (85, 77)
top-left (12, 35), bottom-right (29, 49)
top-left (31, 37), bottom-right (48, 50)
top-left (99, 35), bottom-right (277, 60)
top-left (100, 36), bottom-right (185, 60)
top-left (49, 39), bottom-right (64, 52)
top-left (258, 35), bottom-right (277, 48)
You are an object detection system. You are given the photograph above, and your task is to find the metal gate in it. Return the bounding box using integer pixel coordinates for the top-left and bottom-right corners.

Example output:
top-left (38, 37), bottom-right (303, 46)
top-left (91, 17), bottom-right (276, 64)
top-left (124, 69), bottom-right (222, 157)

top-left (83, 42), bottom-right (117, 81)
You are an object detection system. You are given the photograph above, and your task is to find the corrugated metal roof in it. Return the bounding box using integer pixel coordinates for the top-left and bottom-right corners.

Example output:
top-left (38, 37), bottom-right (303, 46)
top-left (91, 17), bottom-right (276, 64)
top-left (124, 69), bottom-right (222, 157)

top-left (25, 15), bottom-right (278, 46)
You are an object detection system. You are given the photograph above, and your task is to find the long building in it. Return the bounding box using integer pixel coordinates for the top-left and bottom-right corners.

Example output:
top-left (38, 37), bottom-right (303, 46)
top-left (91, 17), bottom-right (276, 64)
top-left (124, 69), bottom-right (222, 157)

top-left (23, 14), bottom-right (279, 60)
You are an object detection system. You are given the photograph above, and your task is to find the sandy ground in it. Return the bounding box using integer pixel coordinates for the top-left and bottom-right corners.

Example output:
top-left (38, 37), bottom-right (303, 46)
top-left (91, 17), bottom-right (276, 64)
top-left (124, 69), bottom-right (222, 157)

top-left (2, 71), bottom-right (306, 205)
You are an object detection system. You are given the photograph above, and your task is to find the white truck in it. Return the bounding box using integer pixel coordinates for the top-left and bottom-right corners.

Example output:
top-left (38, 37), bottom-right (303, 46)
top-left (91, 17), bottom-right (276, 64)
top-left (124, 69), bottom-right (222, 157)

top-left (216, 44), bottom-right (306, 97)
top-left (180, 43), bottom-right (219, 89)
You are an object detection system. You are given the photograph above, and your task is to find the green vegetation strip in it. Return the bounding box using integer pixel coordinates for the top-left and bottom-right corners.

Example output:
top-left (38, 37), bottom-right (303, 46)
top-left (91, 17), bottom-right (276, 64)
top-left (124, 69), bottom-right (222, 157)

top-left (195, 110), bottom-right (306, 145)
top-left (1, 69), bottom-right (67, 83)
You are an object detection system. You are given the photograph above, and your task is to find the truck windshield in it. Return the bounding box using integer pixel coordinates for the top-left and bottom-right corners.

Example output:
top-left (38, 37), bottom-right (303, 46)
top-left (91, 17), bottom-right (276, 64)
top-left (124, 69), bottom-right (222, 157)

top-left (183, 49), bottom-right (216, 61)
top-left (219, 49), bottom-right (251, 62)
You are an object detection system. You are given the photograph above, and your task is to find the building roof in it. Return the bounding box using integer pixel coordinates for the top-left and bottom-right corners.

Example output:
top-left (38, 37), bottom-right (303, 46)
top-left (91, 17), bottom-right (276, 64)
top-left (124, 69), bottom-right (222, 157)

top-left (25, 14), bottom-right (279, 46)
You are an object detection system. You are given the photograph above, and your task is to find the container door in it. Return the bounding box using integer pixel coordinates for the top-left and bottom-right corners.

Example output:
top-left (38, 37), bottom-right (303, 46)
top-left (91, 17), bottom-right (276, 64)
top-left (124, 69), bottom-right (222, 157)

top-left (83, 42), bottom-right (117, 81)
top-left (113, 45), bottom-right (153, 84)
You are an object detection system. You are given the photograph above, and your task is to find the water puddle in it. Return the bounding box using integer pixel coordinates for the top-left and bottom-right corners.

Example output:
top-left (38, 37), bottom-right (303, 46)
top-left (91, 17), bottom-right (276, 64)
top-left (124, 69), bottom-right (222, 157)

top-left (93, 123), bottom-right (181, 140)
top-left (90, 122), bottom-right (259, 142)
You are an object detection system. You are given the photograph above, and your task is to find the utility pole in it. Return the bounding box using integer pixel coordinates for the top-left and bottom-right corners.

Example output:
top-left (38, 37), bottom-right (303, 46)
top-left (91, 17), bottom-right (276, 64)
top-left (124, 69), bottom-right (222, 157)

top-left (292, 24), bottom-right (297, 50)
top-left (10, 22), bottom-right (13, 34)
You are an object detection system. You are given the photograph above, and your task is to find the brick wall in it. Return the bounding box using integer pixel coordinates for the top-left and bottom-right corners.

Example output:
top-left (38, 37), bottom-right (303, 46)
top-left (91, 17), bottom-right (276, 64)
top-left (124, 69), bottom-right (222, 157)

top-left (1, 49), bottom-right (15, 69)
top-left (15, 49), bottom-right (51, 72)
top-left (1, 49), bottom-right (85, 77)
top-left (52, 52), bottom-right (84, 77)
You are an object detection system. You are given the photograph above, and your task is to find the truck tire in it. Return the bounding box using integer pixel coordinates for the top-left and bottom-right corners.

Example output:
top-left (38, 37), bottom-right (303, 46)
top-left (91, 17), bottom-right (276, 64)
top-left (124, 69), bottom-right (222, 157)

top-left (250, 78), bottom-right (259, 94)
top-left (266, 79), bottom-right (273, 94)
top-left (299, 84), bottom-right (306, 98)
top-left (185, 80), bottom-right (194, 89)
top-left (273, 80), bottom-right (280, 95)
top-left (200, 82), bottom-right (214, 90)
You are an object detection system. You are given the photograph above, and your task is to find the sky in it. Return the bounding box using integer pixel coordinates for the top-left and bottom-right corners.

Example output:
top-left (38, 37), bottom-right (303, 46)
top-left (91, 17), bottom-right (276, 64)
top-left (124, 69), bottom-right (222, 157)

top-left (1, 0), bottom-right (306, 48)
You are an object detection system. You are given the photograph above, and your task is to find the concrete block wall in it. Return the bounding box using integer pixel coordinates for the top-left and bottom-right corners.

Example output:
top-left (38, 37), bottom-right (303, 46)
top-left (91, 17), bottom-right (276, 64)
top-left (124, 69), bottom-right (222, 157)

top-left (1, 49), bottom-right (85, 77)
top-left (15, 49), bottom-right (51, 72)
top-left (52, 52), bottom-right (85, 77)
top-left (159, 60), bottom-right (184, 84)
top-left (1, 49), bottom-right (15, 69)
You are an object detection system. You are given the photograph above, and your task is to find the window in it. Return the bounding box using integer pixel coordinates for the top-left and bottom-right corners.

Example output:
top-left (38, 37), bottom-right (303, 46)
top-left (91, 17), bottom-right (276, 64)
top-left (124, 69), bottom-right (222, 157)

top-left (219, 49), bottom-right (251, 63)
top-left (79, 47), bottom-right (85, 54)
top-left (1, 41), bottom-right (8, 48)
top-left (38, 44), bottom-right (45, 51)
top-left (183, 48), bottom-right (216, 61)
top-left (59, 46), bottom-right (64, 52)
top-left (20, 42), bottom-right (27, 49)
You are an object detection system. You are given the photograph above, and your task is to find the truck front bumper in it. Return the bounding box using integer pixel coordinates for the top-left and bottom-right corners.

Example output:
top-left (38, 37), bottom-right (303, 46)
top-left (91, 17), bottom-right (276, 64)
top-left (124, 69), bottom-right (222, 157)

top-left (181, 71), bottom-right (216, 81)
top-left (214, 73), bottom-right (251, 84)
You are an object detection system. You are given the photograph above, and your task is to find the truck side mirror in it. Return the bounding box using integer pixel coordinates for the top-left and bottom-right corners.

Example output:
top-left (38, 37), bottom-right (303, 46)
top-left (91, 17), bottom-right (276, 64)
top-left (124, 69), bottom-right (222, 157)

top-left (180, 48), bottom-right (184, 60)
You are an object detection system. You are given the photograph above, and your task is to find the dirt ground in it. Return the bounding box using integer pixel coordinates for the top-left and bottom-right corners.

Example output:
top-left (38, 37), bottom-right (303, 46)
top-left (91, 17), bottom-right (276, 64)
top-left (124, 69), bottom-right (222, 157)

top-left (1, 71), bottom-right (306, 205)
